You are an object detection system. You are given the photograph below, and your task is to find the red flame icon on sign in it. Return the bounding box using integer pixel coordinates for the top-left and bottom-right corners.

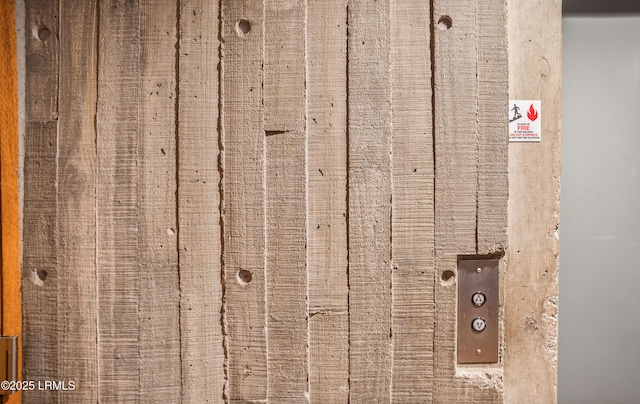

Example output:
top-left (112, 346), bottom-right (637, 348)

top-left (527, 104), bottom-right (538, 121)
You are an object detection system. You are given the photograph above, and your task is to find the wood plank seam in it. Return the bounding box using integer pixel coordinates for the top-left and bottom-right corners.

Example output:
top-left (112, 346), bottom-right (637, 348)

top-left (94, 5), bottom-right (101, 399)
top-left (217, 0), bottom-right (229, 401)
top-left (475, 84), bottom-right (480, 254)
top-left (219, 0), bottom-right (229, 398)
top-left (174, 0), bottom-right (185, 399)
top-left (262, 6), bottom-right (268, 401)
top-left (174, 0), bottom-right (182, 368)
top-left (174, 1), bottom-right (184, 397)
top-left (304, 0), bottom-right (310, 399)
top-left (429, 8), bottom-right (439, 398)
top-left (219, 3), bottom-right (228, 398)
top-left (345, 6), bottom-right (352, 399)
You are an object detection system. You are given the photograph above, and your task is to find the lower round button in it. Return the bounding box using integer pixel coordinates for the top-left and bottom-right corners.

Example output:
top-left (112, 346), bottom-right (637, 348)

top-left (472, 317), bottom-right (487, 332)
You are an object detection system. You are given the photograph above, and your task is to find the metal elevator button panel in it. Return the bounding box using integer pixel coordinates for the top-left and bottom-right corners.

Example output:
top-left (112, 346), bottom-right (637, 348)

top-left (457, 259), bottom-right (499, 364)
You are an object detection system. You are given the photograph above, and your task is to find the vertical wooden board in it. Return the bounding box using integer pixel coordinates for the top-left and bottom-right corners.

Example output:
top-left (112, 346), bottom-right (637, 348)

top-left (389, 0), bottom-right (435, 401)
top-left (346, 0), bottom-right (392, 401)
top-left (22, 0), bottom-right (59, 401)
top-left (265, 134), bottom-right (308, 402)
top-left (432, 0), bottom-right (503, 401)
top-left (177, 1), bottom-right (225, 402)
top-left (22, 122), bottom-right (58, 404)
top-left (309, 313), bottom-right (349, 402)
top-left (24, 0), bottom-right (58, 121)
top-left (138, 1), bottom-right (181, 400)
top-left (505, 0), bottom-right (561, 402)
top-left (221, 1), bottom-right (267, 401)
top-left (432, 1), bottom-right (478, 259)
top-left (477, 0), bottom-right (508, 254)
top-left (263, 0), bottom-right (308, 401)
top-left (306, 0), bottom-right (349, 401)
top-left (96, 1), bottom-right (140, 401)
top-left (56, 1), bottom-right (99, 402)
top-left (263, 0), bottom-right (305, 132)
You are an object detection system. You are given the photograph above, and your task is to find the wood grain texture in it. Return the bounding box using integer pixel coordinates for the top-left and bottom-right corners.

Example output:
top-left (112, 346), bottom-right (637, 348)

top-left (306, 0), bottom-right (349, 401)
top-left (221, 1), bottom-right (268, 401)
top-left (432, 0), bottom-right (506, 401)
top-left (346, 0), bottom-right (393, 401)
top-left (477, 0), bottom-right (508, 254)
top-left (55, 1), bottom-right (99, 402)
top-left (0, 1), bottom-right (21, 403)
top-left (309, 313), bottom-right (348, 403)
top-left (138, 0), bottom-right (181, 401)
top-left (432, 0), bottom-right (478, 259)
top-left (389, 0), bottom-right (435, 401)
top-left (22, 0), bottom-right (59, 401)
top-left (96, 1), bottom-right (141, 401)
top-left (264, 0), bottom-right (308, 401)
top-left (22, 122), bottom-right (58, 404)
top-left (24, 0), bottom-right (58, 121)
top-left (177, 0), bottom-right (225, 402)
top-left (505, 0), bottom-right (561, 402)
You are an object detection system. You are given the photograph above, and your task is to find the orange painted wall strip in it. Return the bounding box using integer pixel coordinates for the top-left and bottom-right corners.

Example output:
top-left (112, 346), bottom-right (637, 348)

top-left (0, 0), bottom-right (21, 403)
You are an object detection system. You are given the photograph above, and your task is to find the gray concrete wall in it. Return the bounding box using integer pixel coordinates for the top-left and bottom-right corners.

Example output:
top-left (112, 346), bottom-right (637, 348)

top-left (561, 16), bottom-right (640, 403)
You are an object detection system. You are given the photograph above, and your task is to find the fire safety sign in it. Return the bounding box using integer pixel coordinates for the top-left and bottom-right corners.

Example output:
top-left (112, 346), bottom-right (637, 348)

top-left (509, 100), bottom-right (541, 142)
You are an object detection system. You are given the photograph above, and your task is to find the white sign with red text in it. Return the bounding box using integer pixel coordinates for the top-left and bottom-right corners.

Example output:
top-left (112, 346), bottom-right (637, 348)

top-left (509, 100), bottom-right (541, 142)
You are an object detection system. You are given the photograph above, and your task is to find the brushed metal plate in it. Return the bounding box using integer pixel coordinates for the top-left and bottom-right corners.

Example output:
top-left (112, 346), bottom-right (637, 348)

top-left (457, 259), bottom-right (499, 364)
top-left (0, 336), bottom-right (17, 395)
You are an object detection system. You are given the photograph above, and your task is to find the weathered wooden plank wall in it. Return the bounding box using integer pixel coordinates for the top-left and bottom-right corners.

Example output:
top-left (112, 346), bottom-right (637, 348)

top-left (19, 0), bottom-right (559, 402)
